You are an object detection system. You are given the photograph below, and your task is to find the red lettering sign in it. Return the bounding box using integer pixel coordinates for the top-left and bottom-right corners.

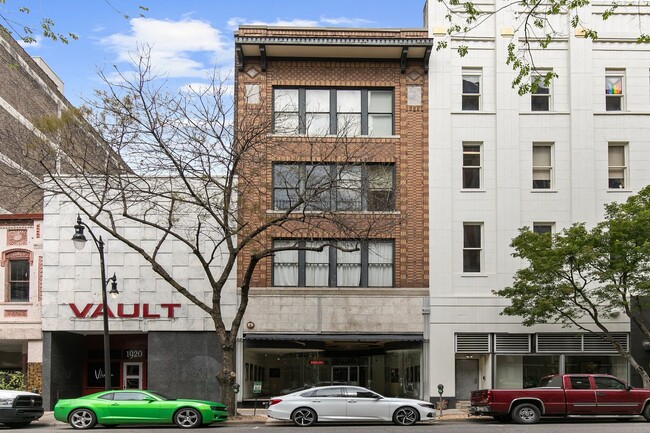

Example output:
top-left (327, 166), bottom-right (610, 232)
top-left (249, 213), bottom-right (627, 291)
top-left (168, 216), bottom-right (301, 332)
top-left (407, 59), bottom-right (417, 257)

top-left (68, 303), bottom-right (181, 319)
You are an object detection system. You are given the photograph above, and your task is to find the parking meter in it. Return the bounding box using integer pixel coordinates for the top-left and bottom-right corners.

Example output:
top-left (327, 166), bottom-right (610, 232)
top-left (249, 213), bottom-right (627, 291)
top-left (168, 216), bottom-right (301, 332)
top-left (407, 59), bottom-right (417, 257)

top-left (233, 383), bottom-right (240, 394)
top-left (437, 384), bottom-right (444, 418)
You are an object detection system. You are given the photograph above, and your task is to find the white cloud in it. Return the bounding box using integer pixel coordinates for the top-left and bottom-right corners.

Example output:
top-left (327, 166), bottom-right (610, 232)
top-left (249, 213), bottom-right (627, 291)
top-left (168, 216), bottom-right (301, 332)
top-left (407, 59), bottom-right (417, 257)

top-left (319, 16), bottom-right (375, 27)
top-left (100, 17), bottom-right (229, 78)
top-left (226, 15), bottom-right (377, 30)
top-left (227, 17), bottom-right (319, 29)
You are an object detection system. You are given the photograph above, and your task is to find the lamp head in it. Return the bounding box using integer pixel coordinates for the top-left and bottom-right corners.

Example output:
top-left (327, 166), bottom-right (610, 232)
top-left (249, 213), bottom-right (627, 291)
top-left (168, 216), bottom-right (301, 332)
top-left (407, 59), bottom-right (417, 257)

top-left (72, 214), bottom-right (87, 250)
top-left (109, 273), bottom-right (119, 299)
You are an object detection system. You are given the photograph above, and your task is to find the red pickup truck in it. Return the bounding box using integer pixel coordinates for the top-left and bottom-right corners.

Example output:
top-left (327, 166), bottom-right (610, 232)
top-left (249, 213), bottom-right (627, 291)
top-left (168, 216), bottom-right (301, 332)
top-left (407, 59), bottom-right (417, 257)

top-left (470, 374), bottom-right (650, 424)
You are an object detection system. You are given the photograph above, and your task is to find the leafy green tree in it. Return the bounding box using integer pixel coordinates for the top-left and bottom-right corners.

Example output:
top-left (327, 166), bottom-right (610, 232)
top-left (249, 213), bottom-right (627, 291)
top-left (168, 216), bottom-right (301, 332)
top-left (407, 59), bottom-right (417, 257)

top-left (496, 185), bottom-right (650, 387)
top-left (436, 0), bottom-right (650, 94)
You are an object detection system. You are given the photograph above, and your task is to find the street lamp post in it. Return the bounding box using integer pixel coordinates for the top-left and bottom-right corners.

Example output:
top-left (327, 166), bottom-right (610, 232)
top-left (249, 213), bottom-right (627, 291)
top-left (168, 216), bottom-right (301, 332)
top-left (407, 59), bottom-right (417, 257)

top-left (72, 214), bottom-right (119, 390)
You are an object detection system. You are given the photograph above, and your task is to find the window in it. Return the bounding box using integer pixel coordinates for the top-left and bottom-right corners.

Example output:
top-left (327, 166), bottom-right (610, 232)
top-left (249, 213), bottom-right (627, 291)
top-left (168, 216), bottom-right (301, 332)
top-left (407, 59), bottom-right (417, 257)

top-left (594, 377), bottom-right (627, 390)
top-left (113, 392), bottom-right (148, 401)
top-left (532, 144), bottom-right (553, 189)
top-left (569, 376), bottom-right (591, 390)
top-left (462, 69), bottom-right (481, 110)
top-left (605, 70), bottom-right (624, 111)
top-left (533, 223), bottom-right (553, 235)
top-left (531, 72), bottom-right (551, 111)
top-left (608, 143), bottom-right (627, 189)
top-left (8, 260), bottom-right (29, 302)
top-left (272, 239), bottom-right (394, 287)
top-left (272, 163), bottom-right (395, 212)
top-left (462, 143), bottom-right (481, 189)
top-left (273, 88), bottom-right (393, 136)
top-left (463, 223), bottom-right (482, 273)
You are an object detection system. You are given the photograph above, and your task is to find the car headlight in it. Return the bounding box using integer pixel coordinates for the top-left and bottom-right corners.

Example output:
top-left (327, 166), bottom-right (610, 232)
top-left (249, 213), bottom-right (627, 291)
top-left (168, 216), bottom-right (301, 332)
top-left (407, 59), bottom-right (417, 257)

top-left (210, 406), bottom-right (226, 411)
top-left (0, 397), bottom-right (15, 407)
top-left (418, 403), bottom-right (435, 409)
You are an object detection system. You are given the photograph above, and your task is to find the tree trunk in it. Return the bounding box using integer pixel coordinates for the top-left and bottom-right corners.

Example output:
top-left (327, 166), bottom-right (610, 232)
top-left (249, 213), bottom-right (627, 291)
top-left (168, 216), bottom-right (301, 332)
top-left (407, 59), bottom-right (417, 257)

top-left (622, 350), bottom-right (650, 388)
top-left (216, 345), bottom-right (237, 416)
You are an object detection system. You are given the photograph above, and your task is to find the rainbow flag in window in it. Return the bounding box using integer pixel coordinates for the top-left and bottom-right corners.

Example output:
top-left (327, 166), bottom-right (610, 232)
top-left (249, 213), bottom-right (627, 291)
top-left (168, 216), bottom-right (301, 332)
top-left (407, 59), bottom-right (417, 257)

top-left (606, 77), bottom-right (622, 94)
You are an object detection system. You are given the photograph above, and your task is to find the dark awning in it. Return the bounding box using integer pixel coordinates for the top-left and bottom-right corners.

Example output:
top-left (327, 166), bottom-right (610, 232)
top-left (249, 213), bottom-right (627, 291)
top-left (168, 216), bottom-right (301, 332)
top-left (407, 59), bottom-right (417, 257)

top-left (244, 333), bottom-right (422, 342)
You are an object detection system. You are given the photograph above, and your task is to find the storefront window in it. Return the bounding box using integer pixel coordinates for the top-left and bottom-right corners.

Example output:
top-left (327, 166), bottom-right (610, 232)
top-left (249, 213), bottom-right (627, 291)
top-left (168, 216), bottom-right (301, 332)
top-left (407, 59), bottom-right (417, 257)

top-left (495, 355), bottom-right (560, 389)
top-left (565, 355), bottom-right (628, 378)
top-left (243, 339), bottom-right (422, 400)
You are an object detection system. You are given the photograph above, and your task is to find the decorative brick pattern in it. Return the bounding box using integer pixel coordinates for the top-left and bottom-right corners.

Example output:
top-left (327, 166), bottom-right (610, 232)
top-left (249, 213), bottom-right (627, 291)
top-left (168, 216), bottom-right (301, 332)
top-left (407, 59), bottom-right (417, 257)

top-left (235, 27), bottom-right (429, 290)
top-left (38, 255), bottom-right (43, 303)
top-left (6, 229), bottom-right (27, 245)
top-left (4, 310), bottom-right (28, 317)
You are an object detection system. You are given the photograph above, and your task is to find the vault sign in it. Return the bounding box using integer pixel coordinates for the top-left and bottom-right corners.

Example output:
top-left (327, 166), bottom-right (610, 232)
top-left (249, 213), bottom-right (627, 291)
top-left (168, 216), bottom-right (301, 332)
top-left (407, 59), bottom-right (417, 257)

top-left (69, 303), bottom-right (181, 319)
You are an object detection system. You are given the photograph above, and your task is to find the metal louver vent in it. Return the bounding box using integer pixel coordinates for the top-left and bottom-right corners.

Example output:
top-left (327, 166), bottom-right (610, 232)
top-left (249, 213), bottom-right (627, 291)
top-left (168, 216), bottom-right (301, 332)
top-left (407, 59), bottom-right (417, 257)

top-left (455, 333), bottom-right (490, 353)
top-left (536, 334), bottom-right (582, 353)
top-left (494, 334), bottom-right (531, 353)
top-left (583, 333), bottom-right (628, 353)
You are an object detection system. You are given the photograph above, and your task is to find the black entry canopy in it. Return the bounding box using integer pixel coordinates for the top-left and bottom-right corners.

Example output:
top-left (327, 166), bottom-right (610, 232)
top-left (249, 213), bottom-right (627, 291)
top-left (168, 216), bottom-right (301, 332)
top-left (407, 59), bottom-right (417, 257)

top-left (244, 333), bottom-right (423, 342)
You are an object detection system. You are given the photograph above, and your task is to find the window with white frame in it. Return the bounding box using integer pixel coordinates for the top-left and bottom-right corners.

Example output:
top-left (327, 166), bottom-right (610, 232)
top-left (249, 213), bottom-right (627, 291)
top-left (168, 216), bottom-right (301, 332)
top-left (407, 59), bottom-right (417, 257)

top-left (462, 143), bottom-right (482, 189)
top-left (608, 143), bottom-right (627, 189)
top-left (272, 239), bottom-right (394, 287)
top-left (7, 259), bottom-right (30, 302)
top-left (462, 69), bottom-right (481, 111)
top-left (531, 71), bottom-right (552, 111)
top-left (605, 70), bottom-right (625, 111)
top-left (463, 223), bottom-right (482, 273)
top-left (532, 143), bottom-right (553, 189)
top-left (273, 87), bottom-right (394, 136)
top-left (272, 163), bottom-right (395, 212)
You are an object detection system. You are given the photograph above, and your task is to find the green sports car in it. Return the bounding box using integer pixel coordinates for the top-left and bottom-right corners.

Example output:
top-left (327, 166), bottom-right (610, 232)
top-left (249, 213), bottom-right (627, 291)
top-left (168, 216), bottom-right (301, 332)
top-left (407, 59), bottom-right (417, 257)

top-left (53, 390), bottom-right (228, 429)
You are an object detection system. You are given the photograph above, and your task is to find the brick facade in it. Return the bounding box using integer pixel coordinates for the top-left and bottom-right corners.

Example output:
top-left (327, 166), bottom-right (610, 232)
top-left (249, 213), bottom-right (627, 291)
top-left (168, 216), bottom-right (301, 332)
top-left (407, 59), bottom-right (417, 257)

top-left (235, 27), bottom-right (430, 290)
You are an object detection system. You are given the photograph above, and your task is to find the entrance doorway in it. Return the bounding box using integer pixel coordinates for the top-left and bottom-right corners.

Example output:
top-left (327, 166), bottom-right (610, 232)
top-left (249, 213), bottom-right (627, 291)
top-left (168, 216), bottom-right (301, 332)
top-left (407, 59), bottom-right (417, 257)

top-left (332, 366), bottom-right (359, 385)
top-left (123, 362), bottom-right (143, 389)
top-left (455, 358), bottom-right (478, 400)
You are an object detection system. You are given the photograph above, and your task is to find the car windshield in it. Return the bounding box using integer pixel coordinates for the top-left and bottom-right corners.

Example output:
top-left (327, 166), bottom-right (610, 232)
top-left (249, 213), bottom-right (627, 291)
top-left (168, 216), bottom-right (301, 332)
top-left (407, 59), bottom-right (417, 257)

top-left (147, 391), bottom-right (174, 401)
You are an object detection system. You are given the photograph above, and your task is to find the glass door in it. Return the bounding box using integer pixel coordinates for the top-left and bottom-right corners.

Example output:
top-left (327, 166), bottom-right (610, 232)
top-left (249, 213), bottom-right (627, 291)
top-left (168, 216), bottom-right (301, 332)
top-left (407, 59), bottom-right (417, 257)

top-left (332, 366), bottom-right (359, 385)
top-left (122, 362), bottom-right (143, 389)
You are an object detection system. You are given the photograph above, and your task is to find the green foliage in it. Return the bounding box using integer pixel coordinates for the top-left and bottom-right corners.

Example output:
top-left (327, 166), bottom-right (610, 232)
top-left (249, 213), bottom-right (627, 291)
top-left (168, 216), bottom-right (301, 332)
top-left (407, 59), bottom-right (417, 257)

top-left (0, 370), bottom-right (25, 390)
top-left (0, 1), bottom-right (147, 44)
top-left (436, 0), bottom-right (648, 95)
top-left (497, 185), bottom-right (650, 331)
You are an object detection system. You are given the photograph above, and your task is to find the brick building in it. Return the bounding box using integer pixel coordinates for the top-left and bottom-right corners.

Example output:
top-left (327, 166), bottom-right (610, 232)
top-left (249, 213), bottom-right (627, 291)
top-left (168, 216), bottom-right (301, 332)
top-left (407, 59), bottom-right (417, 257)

top-left (234, 26), bottom-right (432, 402)
top-left (0, 29), bottom-right (113, 393)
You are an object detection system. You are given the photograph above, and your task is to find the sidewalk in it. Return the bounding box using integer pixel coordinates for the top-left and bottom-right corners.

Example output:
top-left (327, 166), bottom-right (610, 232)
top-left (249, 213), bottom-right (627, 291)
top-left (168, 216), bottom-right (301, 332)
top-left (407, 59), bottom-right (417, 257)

top-left (35, 407), bottom-right (471, 426)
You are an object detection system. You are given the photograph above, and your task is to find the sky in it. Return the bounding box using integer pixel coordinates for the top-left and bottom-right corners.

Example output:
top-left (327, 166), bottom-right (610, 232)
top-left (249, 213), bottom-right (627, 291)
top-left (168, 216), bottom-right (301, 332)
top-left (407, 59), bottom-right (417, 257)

top-left (6, 0), bottom-right (427, 106)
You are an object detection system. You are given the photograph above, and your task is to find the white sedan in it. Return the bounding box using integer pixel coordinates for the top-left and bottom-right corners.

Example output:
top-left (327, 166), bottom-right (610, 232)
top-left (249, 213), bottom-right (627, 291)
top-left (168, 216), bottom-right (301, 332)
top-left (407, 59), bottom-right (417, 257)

top-left (267, 385), bottom-right (436, 426)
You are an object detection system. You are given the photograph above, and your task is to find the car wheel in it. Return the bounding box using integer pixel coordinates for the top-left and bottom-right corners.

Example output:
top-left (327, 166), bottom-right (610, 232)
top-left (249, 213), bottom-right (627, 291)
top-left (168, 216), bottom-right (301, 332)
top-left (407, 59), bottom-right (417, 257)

top-left (511, 403), bottom-right (541, 424)
top-left (69, 408), bottom-right (98, 430)
top-left (174, 407), bottom-right (202, 428)
top-left (643, 403), bottom-right (650, 421)
top-left (3, 421), bottom-right (31, 428)
top-left (393, 406), bottom-right (419, 426)
top-left (291, 407), bottom-right (317, 426)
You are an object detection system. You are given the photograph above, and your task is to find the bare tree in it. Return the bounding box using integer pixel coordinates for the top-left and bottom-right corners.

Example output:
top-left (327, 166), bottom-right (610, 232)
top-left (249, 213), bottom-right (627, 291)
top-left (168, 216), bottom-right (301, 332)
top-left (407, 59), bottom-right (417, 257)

top-left (31, 50), bottom-right (400, 414)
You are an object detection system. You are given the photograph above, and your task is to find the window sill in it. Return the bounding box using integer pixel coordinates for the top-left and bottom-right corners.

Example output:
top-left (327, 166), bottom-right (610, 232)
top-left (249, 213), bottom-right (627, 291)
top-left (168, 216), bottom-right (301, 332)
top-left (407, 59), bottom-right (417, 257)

top-left (520, 111), bottom-right (570, 115)
top-left (266, 210), bottom-right (400, 215)
top-left (248, 287), bottom-right (429, 296)
top-left (607, 189), bottom-right (632, 193)
top-left (267, 133), bottom-right (401, 139)
top-left (452, 111), bottom-right (496, 115)
top-left (0, 301), bottom-right (32, 305)
top-left (460, 273), bottom-right (488, 278)
top-left (594, 111), bottom-right (650, 115)
top-left (530, 189), bottom-right (558, 193)
top-left (460, 189), bottom-right (486, 193)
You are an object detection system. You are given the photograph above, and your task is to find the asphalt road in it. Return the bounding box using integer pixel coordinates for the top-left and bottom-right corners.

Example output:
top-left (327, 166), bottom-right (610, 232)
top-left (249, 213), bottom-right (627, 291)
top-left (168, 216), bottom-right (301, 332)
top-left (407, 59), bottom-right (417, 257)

top-left (8, 417), bottom-right (649, 433)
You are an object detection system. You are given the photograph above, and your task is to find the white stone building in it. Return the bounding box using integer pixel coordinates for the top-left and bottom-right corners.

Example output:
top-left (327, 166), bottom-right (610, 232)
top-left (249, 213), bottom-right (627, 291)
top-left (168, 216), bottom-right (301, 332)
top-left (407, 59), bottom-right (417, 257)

top-left (426, 1), bottom-right (650, 404)
top-left (41, 193), bottom-right (237, 409)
